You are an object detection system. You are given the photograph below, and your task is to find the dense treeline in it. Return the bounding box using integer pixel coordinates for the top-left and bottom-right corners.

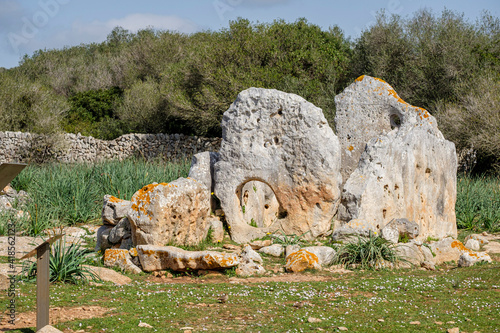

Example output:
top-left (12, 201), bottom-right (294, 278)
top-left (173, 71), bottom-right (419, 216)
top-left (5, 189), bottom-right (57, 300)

top-left (0, 9), bottom-right (499, 171)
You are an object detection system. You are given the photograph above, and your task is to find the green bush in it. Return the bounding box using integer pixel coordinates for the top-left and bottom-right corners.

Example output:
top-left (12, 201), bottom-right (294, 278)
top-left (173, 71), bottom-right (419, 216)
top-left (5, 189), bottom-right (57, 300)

top-left (21, 238), bottom-right (100, 284)
top-left (334, 233), bottom-right (402, 270)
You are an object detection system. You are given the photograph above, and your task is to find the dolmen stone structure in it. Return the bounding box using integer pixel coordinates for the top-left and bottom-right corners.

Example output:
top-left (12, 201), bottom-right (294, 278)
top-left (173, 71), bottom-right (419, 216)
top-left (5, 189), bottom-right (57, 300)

top-left (335, 75), bottom-right (457, 240)
top-left (214, 88), bottom-right (342, 243)
top-left (95, 76), bottom-right (467, 275)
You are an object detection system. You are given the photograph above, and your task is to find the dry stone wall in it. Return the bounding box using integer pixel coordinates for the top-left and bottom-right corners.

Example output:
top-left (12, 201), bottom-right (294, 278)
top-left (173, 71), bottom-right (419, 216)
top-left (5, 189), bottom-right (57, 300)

top-left (0, 131), bottom-right (221, 163)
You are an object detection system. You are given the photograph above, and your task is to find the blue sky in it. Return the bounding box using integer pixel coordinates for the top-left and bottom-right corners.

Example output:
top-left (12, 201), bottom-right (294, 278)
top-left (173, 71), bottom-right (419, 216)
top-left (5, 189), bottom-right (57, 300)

top-left (1, 0), bottom-right (499, 69)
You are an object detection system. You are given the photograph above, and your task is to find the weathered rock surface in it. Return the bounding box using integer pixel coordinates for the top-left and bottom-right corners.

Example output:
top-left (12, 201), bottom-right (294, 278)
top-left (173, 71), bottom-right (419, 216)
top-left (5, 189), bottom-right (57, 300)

top-left (285, 244), bottom-right (301, 258)
top-left (464, 239), bottom-right (480, 251)
top-left (240, 180), bottom-right (280, 228)
top-left (103, 249), bottom-right (142, 274)
top-left (95, 225), bottom-right (114, 252)
top-left (464, 234), bottom-right (489, 246)
top-left (207, 217), bottom-right (224, 243)
top-left (302, 246), bottom-right (336, 266)
top-left (129, 178), bottom-right (210, 246)
top-left (215, 88), bottom-right (342, 243)
top-left (331, 219), bottom-right (374, 243)
top-left (102, 195), bottom-right (132, 226)
top-left (336, 75), bottom-right (457, 240)
top-left (395, 242), bottom-right (433, 266)
top-left (136, 245), bottom-right (239, 272)
top-left (458, 251), bottom-right (492, 267)
top-left (381, 218), bottom-right (419, 244)
top-left (285, 249), bottom-right (321, 273)
top-left (83, 265), bottom-right (132, 285)
top-left (108, 217), bottom-right (131, 244)
top-left (37, 325), bottom-right (64, 333)
top-left (259, 244), bottom-right (284, 257)
top-left (429, 237), bottom-right (491, 265)
top-left (236, 245), bottom-right (266, 276)
top-left (188, 151), bottom-right (220, 210)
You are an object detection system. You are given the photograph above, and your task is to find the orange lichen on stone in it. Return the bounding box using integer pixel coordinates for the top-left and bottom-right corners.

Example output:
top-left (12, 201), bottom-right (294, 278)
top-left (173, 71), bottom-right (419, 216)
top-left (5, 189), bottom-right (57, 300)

top-left (285, 249), bottom-right (319, 273)
top-left (108, 195), bottom-right (123, 203)
top-left (104, 249), bottom-right (129, 266)
top-left (348, 145), bottom-right (354, 151)
top-left (355, 75), bottom-right (365, 82)
top-left (131, 183), bottom-right (169, 216)
top-left (451, 240), bottom-right (475, 256)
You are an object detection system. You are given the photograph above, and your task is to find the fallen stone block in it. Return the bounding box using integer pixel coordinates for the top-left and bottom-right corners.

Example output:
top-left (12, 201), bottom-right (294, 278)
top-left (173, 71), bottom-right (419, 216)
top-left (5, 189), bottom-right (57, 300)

top-left (285, 249), bottom-right (321, 273)
top-left (136, 245), bottom-right (239, 272)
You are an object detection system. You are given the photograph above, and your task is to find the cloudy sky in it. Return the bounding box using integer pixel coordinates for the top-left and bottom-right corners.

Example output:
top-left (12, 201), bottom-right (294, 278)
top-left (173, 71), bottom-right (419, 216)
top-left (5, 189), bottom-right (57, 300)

top-left (1, 0), bottom-right (498, 68)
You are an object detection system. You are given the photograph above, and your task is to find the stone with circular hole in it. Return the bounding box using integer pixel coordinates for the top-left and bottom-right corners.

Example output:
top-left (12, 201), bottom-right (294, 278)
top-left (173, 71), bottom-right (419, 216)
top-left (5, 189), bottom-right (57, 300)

top-left (215, 88), bottom-right (342, 243)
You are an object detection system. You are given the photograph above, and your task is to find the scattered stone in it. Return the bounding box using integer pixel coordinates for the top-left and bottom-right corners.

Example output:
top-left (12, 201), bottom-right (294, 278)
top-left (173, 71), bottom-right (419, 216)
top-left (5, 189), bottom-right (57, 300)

top-left (380, 218), bottom-right (419, 243)
top-left (37, 325), bottom-right (64, 333)
top-left (208, 217), bottom-right (224, 243)
top-left (464, 234), bottom-right (489, 246)
top-left (223, 244), bottom-right (241, 251)
top-left (285, 244), bottom-right (301, 258)
top-left (308, 317), bottom-right (322, 323)
top-left (458, 252), bottom-right (492, 267)
top-left (102, 195), bottom-right (132, 226)
top-left (285, 249), bottom-right (321, 273)
top-left (240, 245), bottom-right (263, 263)
top-left (335, 75), bottom-right (457, 240)
top-left (103, 249), bottom-right (142, 274)
top-left (395, 243), bottom-right (425, 266)
top-left (137, 245), bottom-right (239, 272)
top-left (83, 265), bottom-right (131, 286)
top-left (129, 178), bottom-right (210, 246)
top-left (95, 225), bottom-right (114, 252)
top-left (338, 327), bottom-right (348, 331)
top-left (421, 261), bottom-right (436, 271)
top-left (377, 319), bottom-right (385, 322)
top-left (138, 321), bottom-right (153, 328)
top-left (410, 321), bottom-right (421, 325)
top-left (464, 238), bottom-right (480, 251)
top-left (108, 217), bottom-right (131, 244)
top-left (430, 237), bottom-right (490, 265)
top-left (447, 328), bottom-right (459, 333)
top-left (249, 239), bottom-right (272, 250)
top-left (435, 321), bottom-right (443, 325)
top-left (259, 244), bottom-right (284, 257)
top-left (215, 87), bottom-right (342, 243)
top-left (302, 246), bottom-right (336, 266)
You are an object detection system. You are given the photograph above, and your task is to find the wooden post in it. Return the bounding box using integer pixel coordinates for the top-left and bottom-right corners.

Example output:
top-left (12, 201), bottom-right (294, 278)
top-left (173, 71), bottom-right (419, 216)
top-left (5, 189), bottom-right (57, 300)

top-left (36, 242), bottom-right (50, 330)
top-left (21, 234), bottom-right (63, 332)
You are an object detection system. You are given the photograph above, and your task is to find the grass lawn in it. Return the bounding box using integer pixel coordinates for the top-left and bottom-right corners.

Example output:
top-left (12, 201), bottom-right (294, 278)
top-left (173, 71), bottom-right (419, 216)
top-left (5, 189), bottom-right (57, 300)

top-left (1, 258), bottom-right (499, 332)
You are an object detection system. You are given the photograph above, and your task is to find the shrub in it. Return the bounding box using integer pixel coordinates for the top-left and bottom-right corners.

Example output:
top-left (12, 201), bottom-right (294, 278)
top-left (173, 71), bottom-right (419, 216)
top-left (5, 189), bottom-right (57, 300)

top-left (21, 238), bottom-right (100, 284)
top-left (333, 233), bottom-right (402, 269)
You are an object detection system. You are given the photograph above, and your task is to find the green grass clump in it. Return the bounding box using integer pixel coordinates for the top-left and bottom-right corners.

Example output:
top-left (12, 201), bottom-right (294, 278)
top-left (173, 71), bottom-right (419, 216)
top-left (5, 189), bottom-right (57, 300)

top-left (21, 238), bottom-right (100, 284)
top-left (334, 233), bottom-right (401, 269)
top-left (456, 175), bottom-right (500, 232)
top-left (9, 158), bottom-right (190, 235)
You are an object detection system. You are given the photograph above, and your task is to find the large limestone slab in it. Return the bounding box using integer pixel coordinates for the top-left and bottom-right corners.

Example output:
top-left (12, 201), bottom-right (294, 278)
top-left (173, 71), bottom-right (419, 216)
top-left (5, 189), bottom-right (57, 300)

top-left (129, 178), bottom-right (210, 247)
top-left (136, 245), bottom-right (239, 272)
top-left (215, 88), bottom-right (342, 243)
top-left (335, 76), bottom-right (457, 240)
top-left (188, 151), bottom-right (220, 210)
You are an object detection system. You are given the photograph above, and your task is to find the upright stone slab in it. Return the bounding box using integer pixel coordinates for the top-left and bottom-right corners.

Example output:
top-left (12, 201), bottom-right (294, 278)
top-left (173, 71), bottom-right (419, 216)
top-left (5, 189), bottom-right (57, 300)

top-left (128, 177), bottom-right (210, 246)
top-left (188, 151), bottom-right (220, 210)
top-left (335, 76), bottom-right (457, 240)
top-left (215, 88), bottom-right (342, 243)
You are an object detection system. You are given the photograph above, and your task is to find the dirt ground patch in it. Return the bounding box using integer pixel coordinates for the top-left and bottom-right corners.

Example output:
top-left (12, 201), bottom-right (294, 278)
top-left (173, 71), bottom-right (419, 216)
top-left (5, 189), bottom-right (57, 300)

top-left (0, 306), bottom-right (111, 331)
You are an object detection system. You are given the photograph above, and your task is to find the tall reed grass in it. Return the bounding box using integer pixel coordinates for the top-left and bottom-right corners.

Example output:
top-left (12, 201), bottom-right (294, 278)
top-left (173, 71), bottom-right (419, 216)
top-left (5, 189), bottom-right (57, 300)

top-left (7, 158), bottom-right (190, 235)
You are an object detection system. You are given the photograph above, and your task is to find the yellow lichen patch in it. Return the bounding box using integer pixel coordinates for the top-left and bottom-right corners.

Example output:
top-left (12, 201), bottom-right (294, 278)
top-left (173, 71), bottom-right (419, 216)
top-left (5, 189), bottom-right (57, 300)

top-left (451, 240), bottom-right (475, 256)
top-left (285, 249), bottom-right (319, 273)
top-left (355, 75), bottom-right (365, 82)
top-left (129, 248), bottom-right (138, 257)
top-left (348, 145), bottom-right (354, 151)
top-left (108, 195), bottom-right (123, 203)
top-left (104, 249), bottom-right (129, 266)
top-left (131, 182), bottom-right (169, 216)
